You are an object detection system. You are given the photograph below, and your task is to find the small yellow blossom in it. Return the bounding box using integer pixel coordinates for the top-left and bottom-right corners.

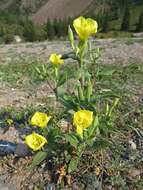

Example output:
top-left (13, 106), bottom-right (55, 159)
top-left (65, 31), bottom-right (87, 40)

top-left (31, 112), bottom-right (51, 128)
top-left (95, 166), bottom-right (101, 176)
top-left (73, 110), bottom-right (93, 136)
top-left (25, 133), bottom-right (47, 151)
top-left (6, 119), bottom-right (14, 125)
top-left (49, 53), bottom-right (64, 66)
top-left (73, 16), bottom-right (98, 40)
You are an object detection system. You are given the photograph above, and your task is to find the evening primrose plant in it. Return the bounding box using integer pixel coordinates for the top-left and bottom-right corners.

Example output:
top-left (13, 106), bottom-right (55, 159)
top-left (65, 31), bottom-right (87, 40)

top-left (25, 16), bottom-right (119, 177)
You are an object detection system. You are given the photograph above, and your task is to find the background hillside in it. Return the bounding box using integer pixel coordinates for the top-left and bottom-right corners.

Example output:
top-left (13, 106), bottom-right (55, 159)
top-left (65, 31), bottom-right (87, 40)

top-left (0, 0), bottom-right (143, 43)
top-left (32, 0), bottom-right (94, 24)
top-left (0, 0), bottom-right (143, 23)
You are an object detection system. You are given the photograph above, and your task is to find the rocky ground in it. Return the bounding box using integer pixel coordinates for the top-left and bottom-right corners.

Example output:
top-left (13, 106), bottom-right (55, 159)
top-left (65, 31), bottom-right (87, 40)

top-left (0, 38), bottom-right (143, 66)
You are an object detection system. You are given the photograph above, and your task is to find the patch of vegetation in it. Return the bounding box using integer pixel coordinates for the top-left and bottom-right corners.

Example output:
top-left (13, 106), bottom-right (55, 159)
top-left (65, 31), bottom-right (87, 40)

top-left (0, 57), bottom-right (44, 89)
top-left (0, 59), bottom-right (143, 189)
top-left (0, 8), bottom-right (71, 43)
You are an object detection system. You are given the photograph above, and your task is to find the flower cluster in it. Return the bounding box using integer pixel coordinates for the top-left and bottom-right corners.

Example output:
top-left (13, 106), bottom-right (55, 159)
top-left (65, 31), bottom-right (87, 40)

top-left (25, 109), bottom-right (93, 151)
top-left (24, 17), bottom-right (99, 175)
top-left (25, 112), bottom-right (50, 151)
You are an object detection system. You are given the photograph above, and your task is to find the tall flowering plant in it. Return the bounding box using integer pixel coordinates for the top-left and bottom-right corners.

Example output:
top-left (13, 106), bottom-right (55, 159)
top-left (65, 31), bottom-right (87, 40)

top-left (26, 16), bottom-right (119, 180)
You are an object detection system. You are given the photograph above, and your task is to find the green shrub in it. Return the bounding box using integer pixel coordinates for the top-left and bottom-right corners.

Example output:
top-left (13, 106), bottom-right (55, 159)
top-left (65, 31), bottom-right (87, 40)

top-left (121, 6), bottom-right (131, 31)
top-left (3, 33), bottom-right (13, 44)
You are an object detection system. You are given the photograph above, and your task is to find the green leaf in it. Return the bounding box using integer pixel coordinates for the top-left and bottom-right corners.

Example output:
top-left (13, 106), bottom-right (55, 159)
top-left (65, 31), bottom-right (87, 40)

top-left (99, 69), bottom-right (116, 76)
top-left (65, 133), bottom-right (79, 149)
top-left (98, 121), bottom-right (109, 136)
top-left (105, 103), bottom-right (110, 116)
top-left (77, 84), bottom-right (85, 101)
top-left (86, 115), bottom-right (99, 138)
top-left (68, 25), bottom-right (75, 50)
top-left (68, 157), bottom-right (79, 173)
top-left (86, 79), bottom-right (93, 102)
top-left (59, 97), bottom-right (75, 110)
top-left (108, 98), bottom-right (120, 117)
top-left (65, 154), bottom-right (72, 163)
top-left (28, 151), bottom-right (48, 171)
top-left (35, 67), bottom-right (41, 74)
top-left (57, 73), bottom-right (67, 87)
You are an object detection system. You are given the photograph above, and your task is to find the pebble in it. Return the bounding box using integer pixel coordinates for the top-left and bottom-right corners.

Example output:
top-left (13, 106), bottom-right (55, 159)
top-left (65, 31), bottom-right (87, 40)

top-left (129, 140), bottom-right (137, 150)
top-left (15, 143), bottom-right (30, 157)
top-left (128, 169), bottom-right (141, 179)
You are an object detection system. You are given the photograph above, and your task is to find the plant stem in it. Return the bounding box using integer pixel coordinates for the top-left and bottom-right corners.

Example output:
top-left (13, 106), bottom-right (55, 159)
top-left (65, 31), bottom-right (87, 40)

top-left (54, 67), bottom-right (59, 102)
top-left (78, 40), bottom-right (87, 90)
top-left (79, 58), bottom-right (85, 89)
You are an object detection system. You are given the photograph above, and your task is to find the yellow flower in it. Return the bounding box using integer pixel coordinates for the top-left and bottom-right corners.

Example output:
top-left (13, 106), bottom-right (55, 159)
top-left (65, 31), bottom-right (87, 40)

top-left (6, 119), bottom-right (14, 125)
top-left (25, 133), bottom-right (47, 151)
top-left (31, 112), bottom-right (51, 128)
top-left (73, 110), bottom-right (93, 136)
top-left (49, 53), bottom-right (64, 66)
top-left (73, 16), bottom-right (98, 40)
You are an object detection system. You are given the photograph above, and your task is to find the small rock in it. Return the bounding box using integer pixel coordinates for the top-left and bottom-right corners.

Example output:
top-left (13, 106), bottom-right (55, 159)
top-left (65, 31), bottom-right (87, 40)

top-left (15, 143), bottom-right (30, 157)
top-left (129, 140), bottom-right (137, 150)
top-left (139, 96), bottom-right (143, 105)
top-left (128, 169), bottom-right (141, 179)
top-left (46, 183), bottom-right (56, 190)
top-left (0, 140), bottom-right (16, 156)
top-left (0, 127), bottom-right (20, 142)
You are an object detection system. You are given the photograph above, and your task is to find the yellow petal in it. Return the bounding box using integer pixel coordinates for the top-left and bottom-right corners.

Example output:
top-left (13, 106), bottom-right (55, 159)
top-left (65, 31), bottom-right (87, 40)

top-left (73, 16), bottom-right (98, 40)
top-left (86, 18), bottom-right (98, 35)
top-left (73, 17), bottom-right (87, 40)
top-left (76, 125), bottom-right (84, 138)
top-left (25, 133), bottom-right (47, 151)
top-left (73, 110), bottom-right (93, 130)
top-left (31, 112), bottom-right (51, 128)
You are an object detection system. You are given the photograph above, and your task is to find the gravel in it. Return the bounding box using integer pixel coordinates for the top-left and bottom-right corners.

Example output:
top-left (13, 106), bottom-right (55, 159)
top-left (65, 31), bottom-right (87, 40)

top-left (0, 38), bottom-right (143, 65)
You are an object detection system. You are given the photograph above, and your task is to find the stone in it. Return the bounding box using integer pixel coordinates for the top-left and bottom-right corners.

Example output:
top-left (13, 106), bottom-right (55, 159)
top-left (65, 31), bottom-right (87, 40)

top-left (129, 140), bottom-right (137, 150)
top-left (15, 143), bottom-right (30, 157)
